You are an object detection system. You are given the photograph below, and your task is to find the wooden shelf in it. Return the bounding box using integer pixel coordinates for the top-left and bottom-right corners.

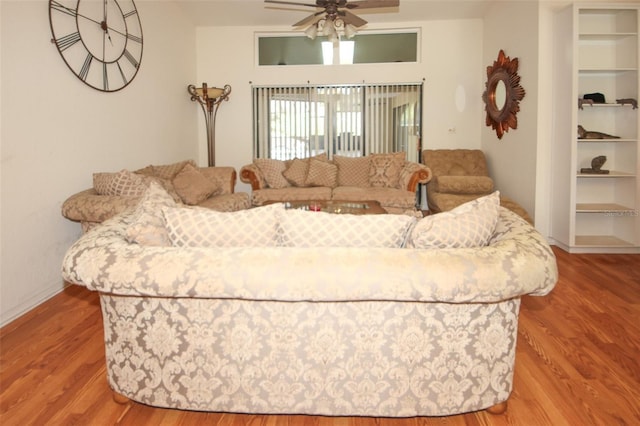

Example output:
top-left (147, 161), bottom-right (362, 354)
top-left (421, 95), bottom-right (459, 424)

top-left (575, 235), bottom-right (635, 247)
top-left (577, 171), bottom-right (636, 177)
top-left (576, 203), bottom-right (635, 212)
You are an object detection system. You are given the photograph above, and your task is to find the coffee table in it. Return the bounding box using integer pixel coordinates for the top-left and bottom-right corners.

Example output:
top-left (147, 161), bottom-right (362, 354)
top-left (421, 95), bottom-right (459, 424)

top-left (277, 200), bottom-right (386, 215)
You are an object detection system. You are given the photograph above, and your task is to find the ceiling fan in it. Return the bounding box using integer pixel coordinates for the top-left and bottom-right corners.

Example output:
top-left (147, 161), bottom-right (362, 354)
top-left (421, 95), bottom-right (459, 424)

top-left (264, 0), bottom-right (400, 36)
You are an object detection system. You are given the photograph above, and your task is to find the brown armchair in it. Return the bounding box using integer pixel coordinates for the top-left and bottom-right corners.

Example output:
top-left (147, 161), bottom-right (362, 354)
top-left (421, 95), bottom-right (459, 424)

top-left (422, 149), bottom-right (533, 224)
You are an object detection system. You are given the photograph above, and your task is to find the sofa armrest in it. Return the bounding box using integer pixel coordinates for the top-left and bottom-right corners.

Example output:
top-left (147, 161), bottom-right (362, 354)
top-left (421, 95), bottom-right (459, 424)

top-left (61, 188), bottom-right (140, 224)
top-left (399, 162), bottom-right (432, 192)
top-left (431, 175), bottom-right (494, 194)
top-left (198, 166), bottom-right (236, 195)
top-left (240, 164), bottom-right (267, 190)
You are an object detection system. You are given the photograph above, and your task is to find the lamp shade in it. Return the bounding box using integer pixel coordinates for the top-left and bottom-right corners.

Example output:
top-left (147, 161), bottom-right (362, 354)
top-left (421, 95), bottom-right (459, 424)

top-left (195, 87), bottom-right (225, 99)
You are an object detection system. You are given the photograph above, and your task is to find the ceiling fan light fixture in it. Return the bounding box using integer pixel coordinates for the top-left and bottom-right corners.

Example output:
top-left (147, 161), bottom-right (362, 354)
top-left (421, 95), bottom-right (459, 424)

top-left (344, 23), bottom-right (357, 39)
top-left (304, 23), bottom-right (318, 39)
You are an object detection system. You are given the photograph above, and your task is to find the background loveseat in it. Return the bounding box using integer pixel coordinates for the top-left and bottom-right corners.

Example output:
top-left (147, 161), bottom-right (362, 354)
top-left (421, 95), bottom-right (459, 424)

top-left (422, 149), bottom-right (533, 224)
top-left (240, 153), bottom-right (431, 215)
top-left (61, 186), bottom-right (558, 417)
top-left (62, 160), bottom-right (250, 232)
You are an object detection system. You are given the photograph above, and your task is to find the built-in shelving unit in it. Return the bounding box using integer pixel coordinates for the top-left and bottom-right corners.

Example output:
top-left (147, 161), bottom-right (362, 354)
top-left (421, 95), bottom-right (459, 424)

top-left (552, 4), bottom-right (640, 253)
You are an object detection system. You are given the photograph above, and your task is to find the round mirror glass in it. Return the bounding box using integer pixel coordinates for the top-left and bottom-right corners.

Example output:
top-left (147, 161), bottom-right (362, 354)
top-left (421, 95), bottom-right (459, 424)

top-left (494, 80), bottom-right (507, 111)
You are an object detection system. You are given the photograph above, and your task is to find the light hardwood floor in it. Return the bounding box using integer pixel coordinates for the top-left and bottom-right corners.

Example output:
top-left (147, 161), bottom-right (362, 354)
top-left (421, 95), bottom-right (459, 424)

top-left (1, 247), bottom-right (639, 425)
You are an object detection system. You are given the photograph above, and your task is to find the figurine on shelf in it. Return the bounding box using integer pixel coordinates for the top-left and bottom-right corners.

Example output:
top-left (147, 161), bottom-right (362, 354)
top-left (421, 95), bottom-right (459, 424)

top-left (578, 98), bottom-right (594, 109)
top-left (616, 98), bottom-right (638, 109)
top-left (577, 125), bottom-right (620, 139)
top-left (580, 155), bottom-right (610, 174)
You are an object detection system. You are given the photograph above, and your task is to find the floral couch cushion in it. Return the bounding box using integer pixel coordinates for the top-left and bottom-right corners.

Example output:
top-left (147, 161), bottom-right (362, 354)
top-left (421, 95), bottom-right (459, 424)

top-left (125, 181), bottom-right (178, 246)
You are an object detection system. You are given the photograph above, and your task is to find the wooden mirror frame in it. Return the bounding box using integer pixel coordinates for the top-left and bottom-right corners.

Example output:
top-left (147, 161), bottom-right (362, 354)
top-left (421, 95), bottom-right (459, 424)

top-left (482, 50), bottom-right (526, 139)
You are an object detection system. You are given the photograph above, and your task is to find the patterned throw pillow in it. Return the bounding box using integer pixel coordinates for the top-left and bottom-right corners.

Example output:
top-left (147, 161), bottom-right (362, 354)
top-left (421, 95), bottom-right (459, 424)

top-left (163, 203), bottom-right (284, 247)
top-left (368, 152), bottom-right (406, 188)
top-left (282, 158), bottom-right (310, 187)
top-left (253, 159), bottom-right (290, 189)
top-left (333, 155), bottom-right (371, 187)
top-left (125, 181), bottom-right (178, 246)
top-left (305, 158), bottom-right (338, 187)
top-left (151, 160), bottom-right (197, 180)
top-left (172, 163), bottom-right (221, 205)
top-left (278, 209), bottom-right (416, 248)
top-left (406, 191), bottom-right (500, 249)
top-left (93, 169), bottom-right (148, 196)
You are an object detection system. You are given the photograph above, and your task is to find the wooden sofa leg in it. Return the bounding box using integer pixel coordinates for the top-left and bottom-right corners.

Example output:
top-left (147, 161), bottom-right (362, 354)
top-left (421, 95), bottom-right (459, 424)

top-left (486, 401), bottom-right (507, 414)
top-left (112, 391), bottom-right (130, 405)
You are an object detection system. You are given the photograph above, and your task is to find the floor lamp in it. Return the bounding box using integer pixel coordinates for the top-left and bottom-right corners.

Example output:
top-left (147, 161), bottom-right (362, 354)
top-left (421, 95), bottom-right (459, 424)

top-left (187, 83), bottom-right (232, 167)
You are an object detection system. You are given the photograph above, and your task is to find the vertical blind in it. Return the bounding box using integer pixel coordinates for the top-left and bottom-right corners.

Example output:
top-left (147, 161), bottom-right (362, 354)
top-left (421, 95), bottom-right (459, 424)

top-left (253, 83), bottom-right (422, 162)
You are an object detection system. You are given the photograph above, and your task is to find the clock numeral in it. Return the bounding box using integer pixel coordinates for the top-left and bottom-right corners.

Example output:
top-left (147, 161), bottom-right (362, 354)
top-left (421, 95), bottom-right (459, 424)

top-left (51, 0), bottom-right (77, 17)
top-left (116, 62), bottom-right (128, 85)
top-left (123, 49), bottom-right (139, 68)
top-left (103, 63), bottom-right (109, 91)
top-left (123, 10), bottom-right (138, 19)
top-left (79, 54), bottom-right (93, 81)
top-left (127, 34), bottom-right (142, 44)
top-left (55, 32), bottom-right (81, 51)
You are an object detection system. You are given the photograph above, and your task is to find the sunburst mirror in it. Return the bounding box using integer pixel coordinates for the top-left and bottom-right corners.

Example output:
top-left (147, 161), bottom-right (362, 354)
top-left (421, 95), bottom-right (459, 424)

top-left (482, 49), bottom-right (526, 139)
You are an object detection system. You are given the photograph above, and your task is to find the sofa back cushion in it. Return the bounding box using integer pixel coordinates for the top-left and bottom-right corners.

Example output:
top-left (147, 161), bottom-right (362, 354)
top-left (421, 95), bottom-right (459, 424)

top-left (253, 159), bottom-right (290, 189)
top-left (368, 152), bottom-right (405, 188)
top-left (304, 159), bottom-right (338, 188)
top-left (406, 191), bottom-right (500, 249)
top-left (278, 209), bottom-right (416, 248)
top-left (163, 203), bottom-right (284, 247)
top-left (333, 155), bottom-right (370, 187)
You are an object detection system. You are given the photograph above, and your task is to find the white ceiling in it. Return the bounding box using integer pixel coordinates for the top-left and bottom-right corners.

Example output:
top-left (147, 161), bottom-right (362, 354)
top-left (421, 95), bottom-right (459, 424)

top-left (171, 0), bottom-right (500, 27)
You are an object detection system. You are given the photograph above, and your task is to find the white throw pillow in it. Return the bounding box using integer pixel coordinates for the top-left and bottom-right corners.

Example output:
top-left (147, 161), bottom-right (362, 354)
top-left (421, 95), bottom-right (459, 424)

top-left (125, 181), bottom-right (177, 246)
top-left (406, 191), bottom-right (500, 249)
top-left (278, 209), bottom-right (416, 248)
top-left (163, 203), bottom-right (284, 247)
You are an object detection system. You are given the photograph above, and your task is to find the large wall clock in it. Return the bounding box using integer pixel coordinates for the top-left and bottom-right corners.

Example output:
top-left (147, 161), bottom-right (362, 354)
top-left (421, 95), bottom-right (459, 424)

top-left (49, 0), bottom-right (143, 92)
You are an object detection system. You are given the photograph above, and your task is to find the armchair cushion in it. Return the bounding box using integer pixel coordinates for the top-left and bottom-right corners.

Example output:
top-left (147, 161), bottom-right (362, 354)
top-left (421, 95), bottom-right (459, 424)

top-left (433, 175), bottom-right (494, 195)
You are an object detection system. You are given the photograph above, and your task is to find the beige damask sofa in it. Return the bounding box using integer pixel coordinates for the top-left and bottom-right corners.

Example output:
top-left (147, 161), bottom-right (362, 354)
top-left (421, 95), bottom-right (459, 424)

top-left (62, 160), bottom-right (250, 232)
top-left (61, 184), bottom-right (557, 418)
top-left (240, 153), bottom-right (431, 215)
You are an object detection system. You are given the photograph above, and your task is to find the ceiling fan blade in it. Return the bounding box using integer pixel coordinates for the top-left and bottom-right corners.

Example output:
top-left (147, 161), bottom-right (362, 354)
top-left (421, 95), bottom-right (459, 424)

top-left (264, 0), bottom-right (322, 8)
top-left (293, 12), bottom-right (324, 27)
top-left (346, 0), bottom-right (399, 9)
top-left (343, 10), bottom-right (368, 27)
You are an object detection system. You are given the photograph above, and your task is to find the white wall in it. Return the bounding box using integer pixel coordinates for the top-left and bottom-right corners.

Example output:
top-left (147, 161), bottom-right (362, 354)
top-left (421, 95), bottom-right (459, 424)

top-left (195, 19), bottom-right (485, 194)
top-left (0, 1), bottom-right (198, 326)
top-left (481, 1), bottom-right (540, 224)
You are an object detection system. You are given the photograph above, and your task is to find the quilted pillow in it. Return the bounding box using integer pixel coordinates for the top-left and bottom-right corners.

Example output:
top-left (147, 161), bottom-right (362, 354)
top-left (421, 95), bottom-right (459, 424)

top-left (278, 209), bottom-right (416, 248)
top-left (369, 152), bottom-right (405, 188)
top-left (93, 169), bottom-right (148, 196)
top-left (333, 155), bottom-right (370, 187)
top-left (125, 181), bottom-right (178, 246)
top-left (282, 158), bottom-right (310, 187)
top-left (305, 158), bottom-right (338, 187)
top-left (172, 163), bottom-right (221, 205)
top-left (406, 191), bottom-right (500, 249)
top-left (163, 203), bottom-right (284, 247)
top-left (254, 158), bottom-right (290, 189)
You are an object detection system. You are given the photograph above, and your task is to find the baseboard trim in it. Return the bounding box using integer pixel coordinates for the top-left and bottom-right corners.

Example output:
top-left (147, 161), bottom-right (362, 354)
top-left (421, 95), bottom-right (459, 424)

top-left (0, 282), bottom-right (68, 328)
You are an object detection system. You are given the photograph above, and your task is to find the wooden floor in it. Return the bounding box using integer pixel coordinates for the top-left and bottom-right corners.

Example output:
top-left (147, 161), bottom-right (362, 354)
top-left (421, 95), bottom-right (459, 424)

top-left (1, 246), bottom-right (639, 425)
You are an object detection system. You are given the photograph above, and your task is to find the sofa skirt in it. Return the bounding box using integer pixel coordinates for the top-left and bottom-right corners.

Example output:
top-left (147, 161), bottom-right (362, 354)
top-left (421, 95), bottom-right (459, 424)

top-left (99, 294), bottom-right (520, 417)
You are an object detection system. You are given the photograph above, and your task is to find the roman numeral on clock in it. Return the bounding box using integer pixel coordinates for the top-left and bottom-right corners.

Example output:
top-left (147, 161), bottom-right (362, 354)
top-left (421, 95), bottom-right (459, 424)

top-left (56, 32), bottom-right (81, 51)
top-left (79, 54), bottom-right (93, 81)
top-left (50, 1), bottom-right (77, 17)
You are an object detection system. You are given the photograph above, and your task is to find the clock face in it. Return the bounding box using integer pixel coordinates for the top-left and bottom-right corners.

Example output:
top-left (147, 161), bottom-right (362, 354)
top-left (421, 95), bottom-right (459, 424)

top-left (49, 0), bottom-right (143, 92)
